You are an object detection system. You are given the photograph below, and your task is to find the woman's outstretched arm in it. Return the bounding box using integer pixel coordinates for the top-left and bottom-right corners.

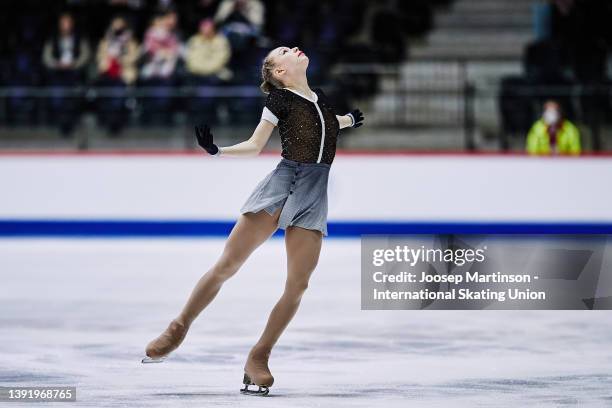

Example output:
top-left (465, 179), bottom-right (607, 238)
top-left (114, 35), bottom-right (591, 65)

top-left (337, 109), bottom-right (364, 130)
top-left (195, 120), bottom-right (276, 157)
top-left (219, 120), bottom-right (276, 157)
top-left (336, 115), bottom-right (353, 129)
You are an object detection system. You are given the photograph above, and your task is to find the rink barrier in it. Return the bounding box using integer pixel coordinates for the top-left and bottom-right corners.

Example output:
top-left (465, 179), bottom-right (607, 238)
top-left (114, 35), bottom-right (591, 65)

top-left (1, 156), bottom-right (610, 233)
top-left (1, 220), bottom-right (612, 238)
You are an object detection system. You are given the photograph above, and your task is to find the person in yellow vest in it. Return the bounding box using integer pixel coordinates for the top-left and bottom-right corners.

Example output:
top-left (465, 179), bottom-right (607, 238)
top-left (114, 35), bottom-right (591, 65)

top-left (526, 100), bottom-right (581, 155)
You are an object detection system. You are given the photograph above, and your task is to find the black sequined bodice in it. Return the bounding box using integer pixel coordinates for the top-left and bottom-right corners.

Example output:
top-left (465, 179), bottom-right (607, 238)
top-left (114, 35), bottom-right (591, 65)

top-left (263, 87), bottom-right (340, 165)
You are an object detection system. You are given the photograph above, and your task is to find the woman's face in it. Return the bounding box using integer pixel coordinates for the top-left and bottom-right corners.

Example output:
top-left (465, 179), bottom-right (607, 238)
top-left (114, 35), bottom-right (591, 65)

top-left (165, 12), bottom-right (178, 30)
top-left (111, 18), bottom-right (127, 33)
top-left (269, 46), bottom-right (309, 84)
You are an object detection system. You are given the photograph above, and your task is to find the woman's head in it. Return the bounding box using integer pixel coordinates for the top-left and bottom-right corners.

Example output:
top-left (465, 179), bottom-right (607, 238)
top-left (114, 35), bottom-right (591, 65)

top-left (109, 16), bottom-right (128, 35)
top-left (164, 10), bottom-right (178, 31)
top-left (260, 46), bottom-right (309, 94)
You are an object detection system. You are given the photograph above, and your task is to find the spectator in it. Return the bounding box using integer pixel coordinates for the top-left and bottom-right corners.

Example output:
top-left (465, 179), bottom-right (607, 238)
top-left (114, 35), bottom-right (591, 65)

top-left (181, 0), bottom-right (220, 35)
top-left (42, 12), bottom-right (91, 135)
top-left (88, 0), bottom-right (147, 43)
top-left (148, 0), bottom-right (176, 13)
top-left (139, 12), bottom-right (181, 81)
top-left (96, 16), bottom-right (139, 85)
top-left (184, 18), bottom-right (231, 125)
top-left (526, 100), bottom-right (581, 155)
top-left (138, 11), bottom-right (182, 125)
top-left (551, 0), bottom-right (575, 16)
top-left (5, 12), bottom-right (45, 125)
top-left (95, 16), bottom-right (140, 134)
top-left (43, 13), bottom-right (90, 76)
top-left (164, 8), bottom-right (183, 39)
top-left (214, 0), bottom-right (264, 51)
top-left (185, 18), bottom-right (231, 81)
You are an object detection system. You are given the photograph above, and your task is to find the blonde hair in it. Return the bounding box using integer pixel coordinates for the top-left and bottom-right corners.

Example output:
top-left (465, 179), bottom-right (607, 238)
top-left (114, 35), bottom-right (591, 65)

top-left (260, 53), bottom-right (284, 94)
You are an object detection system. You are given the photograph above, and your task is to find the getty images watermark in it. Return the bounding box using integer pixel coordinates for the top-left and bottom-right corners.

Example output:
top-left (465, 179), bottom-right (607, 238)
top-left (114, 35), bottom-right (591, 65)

top-left (361, 234), bottom-right (612, 310)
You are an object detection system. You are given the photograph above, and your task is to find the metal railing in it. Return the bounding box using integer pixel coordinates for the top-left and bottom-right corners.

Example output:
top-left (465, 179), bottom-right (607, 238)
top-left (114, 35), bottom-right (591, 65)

top-left (1, 61), bottom-right (611, 152)
top-left (332, 62), bottom-right (612, 152)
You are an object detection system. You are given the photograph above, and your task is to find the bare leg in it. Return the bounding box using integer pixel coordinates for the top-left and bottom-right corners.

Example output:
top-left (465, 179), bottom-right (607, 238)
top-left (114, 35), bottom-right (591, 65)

top-left (177, 208), bottom-right (282, 326)
top-left (244, 225), bottom-right (323, 386)
top-left (145, 208), bottom-right (281, 359)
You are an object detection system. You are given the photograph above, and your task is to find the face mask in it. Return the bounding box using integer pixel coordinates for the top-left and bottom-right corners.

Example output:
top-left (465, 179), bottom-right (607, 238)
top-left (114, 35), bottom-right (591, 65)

top-left (543, 109), bottom-right (560, 125)
top-left (113, 27), bottom-right (126, 37)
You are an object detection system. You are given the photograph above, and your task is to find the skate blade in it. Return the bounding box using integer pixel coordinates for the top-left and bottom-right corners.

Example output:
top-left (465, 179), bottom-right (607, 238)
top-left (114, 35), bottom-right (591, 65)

top-left (141, 356), bottom-right (166, 364)
top-left (240, 384), bottom-right (270, 396)
top-left (240, 373), bottom-right (270, 396)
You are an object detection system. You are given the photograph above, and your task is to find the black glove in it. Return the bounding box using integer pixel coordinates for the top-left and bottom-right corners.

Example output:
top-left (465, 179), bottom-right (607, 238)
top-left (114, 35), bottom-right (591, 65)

top-left (347, 109), bottom-right (364, 128)
top-left (195, 124), bottom-right (220, 155)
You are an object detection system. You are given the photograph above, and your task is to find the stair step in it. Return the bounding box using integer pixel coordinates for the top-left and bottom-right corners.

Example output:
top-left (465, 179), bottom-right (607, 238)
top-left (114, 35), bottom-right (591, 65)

top-left (426, 29), bottom-right (533, 45)
top-left (371, 94), bottom-right (464, 125)
top-left (410, 29), bottom-right (532, 59)
top-left (435, 11), bottom-right (533, 29)
top-left (451, 1), bottom-right (534, 13)
top-left (400, 63), bottom-right (463, 90)
top-left (378, 61), bottom-right (523, 91)
top-left (410, 44), bottom-right (524, 60)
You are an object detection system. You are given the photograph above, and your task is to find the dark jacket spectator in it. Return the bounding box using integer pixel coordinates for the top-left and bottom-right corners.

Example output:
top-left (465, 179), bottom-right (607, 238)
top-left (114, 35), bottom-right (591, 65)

top-left (42, 13), bottom-right (90, 75)
top-left (214, 0), bottom-right (264, 51)
top-left (41, 12), bottom-right (91, 135)
top-left (214, 0), bottom-right (264, 32)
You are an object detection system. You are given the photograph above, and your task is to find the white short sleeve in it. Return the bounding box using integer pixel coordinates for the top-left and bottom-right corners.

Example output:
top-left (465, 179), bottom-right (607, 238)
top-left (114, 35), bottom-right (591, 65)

top-left (261, 106), bottom-right (279, 126)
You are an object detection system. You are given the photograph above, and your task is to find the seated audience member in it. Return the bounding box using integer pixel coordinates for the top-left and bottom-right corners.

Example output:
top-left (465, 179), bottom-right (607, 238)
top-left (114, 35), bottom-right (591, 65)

top-left (214, 0), bottom-right (264, 51)
top-left (138, 11), bottom-right (182, 124)
top-left (180, 0), bottom-right (221, 35)
top-left (42, 12), bottom-right (91, 135)
top-left (97, 16), bottom-right (139, 85)
top-left (185, 18), bottom-right (231, 82)
top-left (43, 13), bottom-right (90, 78)
top-left (526, 100), bottom-right (581, 155)
top-left (164, 8), bottom-right (184, 41)
top-left (5, 18), bottom-right (43, 125)
top-left (89, 0), bottom-right (147, 41)
top-left (139, 12), bottom-right (181, 81)
top-left (95, 16), bottom-right (140, 133)
top-left (184, 18), bottom-right (231, 124)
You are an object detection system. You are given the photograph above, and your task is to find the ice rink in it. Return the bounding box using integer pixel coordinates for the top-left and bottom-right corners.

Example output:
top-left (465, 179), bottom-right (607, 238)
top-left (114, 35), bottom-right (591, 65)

top-left (2, 237), bottom-right (611, 407)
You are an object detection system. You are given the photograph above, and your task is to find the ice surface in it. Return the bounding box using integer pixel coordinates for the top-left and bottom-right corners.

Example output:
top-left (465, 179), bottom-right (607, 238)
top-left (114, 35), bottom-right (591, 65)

top-left (1, 238), bottom-right (611, 407)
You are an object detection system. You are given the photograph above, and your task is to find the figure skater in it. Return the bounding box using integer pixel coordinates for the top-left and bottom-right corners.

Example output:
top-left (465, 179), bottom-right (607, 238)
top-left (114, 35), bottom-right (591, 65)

top-left (142, 46), bottom-right (364, 396)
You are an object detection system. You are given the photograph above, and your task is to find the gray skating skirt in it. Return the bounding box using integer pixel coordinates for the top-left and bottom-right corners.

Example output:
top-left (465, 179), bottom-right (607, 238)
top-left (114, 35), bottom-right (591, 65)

top-left (240, 157), bottom-right (330, 237)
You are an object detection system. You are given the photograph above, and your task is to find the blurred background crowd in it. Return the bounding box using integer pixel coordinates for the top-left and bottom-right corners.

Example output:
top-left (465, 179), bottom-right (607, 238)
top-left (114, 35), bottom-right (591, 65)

top-left (0, 0), bottom-right (611, 154)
